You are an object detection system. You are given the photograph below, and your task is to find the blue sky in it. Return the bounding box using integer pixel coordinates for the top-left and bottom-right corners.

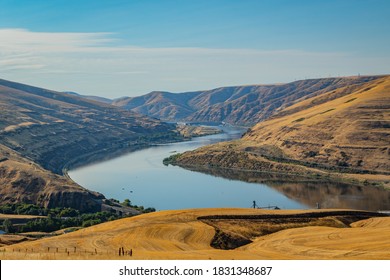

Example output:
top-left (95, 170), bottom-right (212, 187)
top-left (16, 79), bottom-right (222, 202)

top-left (0, 0), bottom-right (389, 98)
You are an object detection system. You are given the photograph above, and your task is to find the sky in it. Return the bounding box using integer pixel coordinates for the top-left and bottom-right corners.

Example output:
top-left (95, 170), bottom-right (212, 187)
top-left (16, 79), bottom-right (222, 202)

top-left (0, 0), bottom-right (389, 98)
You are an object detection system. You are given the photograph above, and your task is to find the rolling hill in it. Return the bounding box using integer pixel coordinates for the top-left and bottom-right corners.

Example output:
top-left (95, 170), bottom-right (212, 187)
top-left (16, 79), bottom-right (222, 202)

top-left (113, 76), bottom-right (383, 125)
top-left (169, 75), bottom-right (390, 186)
top-left (0, 78), bottom-right (181, 210)
top-left (2, 208), bottom-right (389, 260)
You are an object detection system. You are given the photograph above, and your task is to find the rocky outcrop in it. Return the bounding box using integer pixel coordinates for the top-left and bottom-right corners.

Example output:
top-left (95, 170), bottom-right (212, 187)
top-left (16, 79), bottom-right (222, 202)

top-left (0, 145), bottom-right (104, 212)
top-left (44, 191), bottom-right (103, 212)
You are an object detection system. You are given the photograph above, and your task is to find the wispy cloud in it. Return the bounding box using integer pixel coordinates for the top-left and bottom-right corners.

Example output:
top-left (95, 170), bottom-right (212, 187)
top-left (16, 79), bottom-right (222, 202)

top-left (1, 28), bottom-right (388, 98)
top-left (0, 28), bottom-right (115, 71)
top-left (0, 28), bottom-right (114, 50)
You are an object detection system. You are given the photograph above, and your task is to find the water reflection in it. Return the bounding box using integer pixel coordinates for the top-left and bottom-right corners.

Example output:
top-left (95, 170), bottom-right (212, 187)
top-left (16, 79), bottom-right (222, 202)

top-left (69, 126), bottom-right (305, 210)
top-left (183, 165), bottom-right (390, 211)
top-left (270, 182), bottom-right (390, 211)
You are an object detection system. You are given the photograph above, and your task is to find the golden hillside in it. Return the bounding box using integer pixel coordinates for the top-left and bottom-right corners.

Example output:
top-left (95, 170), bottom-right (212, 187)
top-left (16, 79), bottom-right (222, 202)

top-left (244, 76), bottom-right (390, 172)
top-left (1, 208), bottom-right (389, 260)
top-left (172, 76), bottom-right (390, 186)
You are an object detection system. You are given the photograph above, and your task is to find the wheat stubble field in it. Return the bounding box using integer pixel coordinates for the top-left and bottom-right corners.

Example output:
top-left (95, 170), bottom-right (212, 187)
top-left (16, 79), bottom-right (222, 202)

top-left (1, 208), bottom-right (389, 260)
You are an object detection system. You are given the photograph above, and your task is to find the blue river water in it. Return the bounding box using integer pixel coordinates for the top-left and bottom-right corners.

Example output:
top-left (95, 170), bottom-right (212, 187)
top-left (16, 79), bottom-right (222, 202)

top-left (68, 126), bottom-right (390, 211)
top-left (69, 127), bottom-right (306, 210)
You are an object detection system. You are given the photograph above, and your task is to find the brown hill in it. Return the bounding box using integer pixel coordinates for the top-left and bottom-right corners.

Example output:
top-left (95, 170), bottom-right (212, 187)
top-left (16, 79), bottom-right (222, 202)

top-left (113, 91), bottom-right (198, 120)
top-left (170, 75), bottom-right (390, 186)
top-left (0, 78), bottom-right (181, 210)
top-left (113, 76), bottom-right (383, 125)
top-left (0, 78), bottom-right (178, 174)
top-left (2, 208), bottom-right (389, 260)
top-left (0, 143), bottom-right (104, 211)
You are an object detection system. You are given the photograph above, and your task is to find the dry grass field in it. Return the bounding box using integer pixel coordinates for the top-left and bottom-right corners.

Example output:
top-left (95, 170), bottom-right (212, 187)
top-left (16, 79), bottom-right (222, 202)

top-left (1, 208), bottom-right (389, 260)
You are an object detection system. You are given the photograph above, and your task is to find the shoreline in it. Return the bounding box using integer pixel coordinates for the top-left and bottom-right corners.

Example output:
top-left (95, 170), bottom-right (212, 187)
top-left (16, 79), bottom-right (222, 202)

top-left (63, 124), bottom-right (234, 176)
top-left (167, 156), bottom-right (390, 190)
top-left (62, 126), bottom-right (229, 187)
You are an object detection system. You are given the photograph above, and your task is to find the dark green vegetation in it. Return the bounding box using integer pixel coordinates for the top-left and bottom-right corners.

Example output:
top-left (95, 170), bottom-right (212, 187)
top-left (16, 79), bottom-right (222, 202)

top-left (0, 202), bottom-right (155, 234)
top-left (163, 153), bottom-right (182, 166)
top-left (108, 198), bottom-right (156, 213)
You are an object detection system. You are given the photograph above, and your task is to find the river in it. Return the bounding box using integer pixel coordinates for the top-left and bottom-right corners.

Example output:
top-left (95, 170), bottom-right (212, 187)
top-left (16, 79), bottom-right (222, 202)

top-left (68, 126), bottom-right (390, 211)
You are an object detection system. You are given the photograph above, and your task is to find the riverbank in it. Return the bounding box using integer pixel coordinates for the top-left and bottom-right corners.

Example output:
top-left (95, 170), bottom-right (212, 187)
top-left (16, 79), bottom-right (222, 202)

top-left (63, 124), bottom-right (227, 176)
top-left (176, 123), bottom-right (223, 138)
top-left (165, 141), bottom-right (390, 189)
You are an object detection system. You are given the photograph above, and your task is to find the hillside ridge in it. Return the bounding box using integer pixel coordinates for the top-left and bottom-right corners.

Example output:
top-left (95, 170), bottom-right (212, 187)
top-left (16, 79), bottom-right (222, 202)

top-left (113, 75), bottom-right (384, 125)
top-left (169, 75), bottom-right (390, 186)
top-left (0, 78), bottom-right (181, 211)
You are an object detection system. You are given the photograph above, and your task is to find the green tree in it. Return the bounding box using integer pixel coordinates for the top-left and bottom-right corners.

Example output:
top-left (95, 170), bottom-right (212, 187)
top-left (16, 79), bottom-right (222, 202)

top-left (3, 219), bottom-right (14, 233)
top-left (59, 208), bottom-right (79, 217)
top-left (121, 199), bottom-right (132, 207)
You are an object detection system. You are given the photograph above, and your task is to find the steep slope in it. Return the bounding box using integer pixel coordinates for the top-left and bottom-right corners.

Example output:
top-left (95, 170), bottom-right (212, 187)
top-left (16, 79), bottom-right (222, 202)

top-left (242, 76), bottom-right (390, 173)
top-left (0, 78), bottom-right (181, 210)
top-left (114, 76), bottom-right (383, 125)
top-left (171, 75), bottom-right (390, 185)
top-left (0, 78), bottom-right (179, 174)
top-left (0, 144), bottom-right (103, 212)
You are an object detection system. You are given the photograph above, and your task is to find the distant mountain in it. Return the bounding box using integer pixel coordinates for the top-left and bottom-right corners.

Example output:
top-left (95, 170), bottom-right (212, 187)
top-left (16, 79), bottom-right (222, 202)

top-left (113, 91), bottom-right (200, 121)
top-left (63, 91), bottom-right (113, 104)
top-left (171, 75), bottom-right (390, 186)
top-left (0, 78), bottom-right (180, 211)
top-left (113, 76), bottom-right (383, 125)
